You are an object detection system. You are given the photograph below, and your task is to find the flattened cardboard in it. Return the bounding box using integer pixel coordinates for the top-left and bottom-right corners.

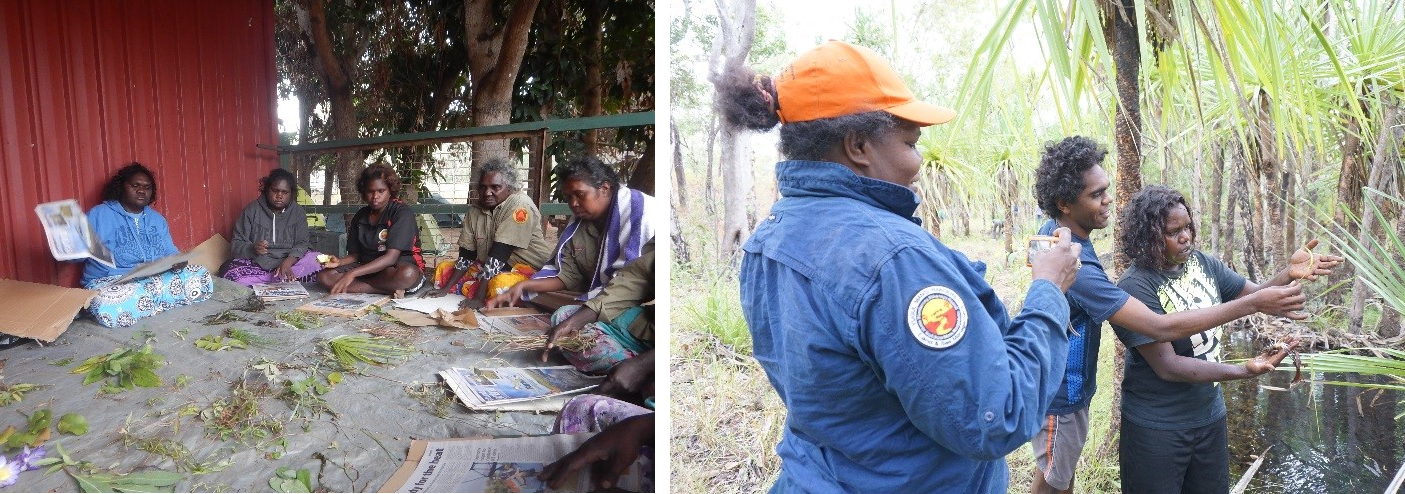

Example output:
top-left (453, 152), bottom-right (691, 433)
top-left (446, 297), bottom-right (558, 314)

top-left (186, 234), bottom-right (231, 274)
top-left (0, 279), bottom-right (97, 342)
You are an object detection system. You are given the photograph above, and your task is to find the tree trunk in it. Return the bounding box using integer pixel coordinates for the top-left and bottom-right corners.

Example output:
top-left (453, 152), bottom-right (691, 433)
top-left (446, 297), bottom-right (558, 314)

top-left (1237, 159), bottom-right (1263, 282)
top-left (581, 1), bottom-right (604, 157)
top-left (1207, 142), bottom-right (1225, 257)
top-left (627, 137), bottom-right (655, 195)
top-left (1348, 104), bottom-right (1402, 334)
top-left (464, 0), bottom-right (542, 171)
top-left (709, 0), bottom-right (758, 262)
top-left (1222, 148), bottom-right (1241, 268)
top-left (1328, 98), bottom-right (1368, 306)
top-left (672, 117), bottom-right (688, 207)
top-left (1380, 217), bottom-right (1405, 339)
top-left (704, 114), bottom-right (718, 214)
top-left (298, 0), bottom-right (361, 203)
top-left (1251, 89), bottom-right (1283, 272)
top-left (295, 89), bottom-right (316, 197)
top-left (1097, 0), bottom-right (1143, 459)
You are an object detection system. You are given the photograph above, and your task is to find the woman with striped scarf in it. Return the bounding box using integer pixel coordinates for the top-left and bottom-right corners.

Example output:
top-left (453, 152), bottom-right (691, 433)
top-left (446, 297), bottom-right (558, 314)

top-left (487, 155), bottom-right (657, 373)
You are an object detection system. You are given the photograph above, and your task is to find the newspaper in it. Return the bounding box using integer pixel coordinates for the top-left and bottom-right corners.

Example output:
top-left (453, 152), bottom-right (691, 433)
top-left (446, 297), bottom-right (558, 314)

top-left (34, 199), bottom-right (114, 268)
top-left (439, 366), bottom-right (602, 409)
top-left (251, 282), bottom-right (310, 301)
top-left (378, 434), bottom-right (653, 493)
top-left (296, 293), bottom-right (391, 317)
top-left (478, 313), bottom-right (552, 337)
top-left (391, 294), bottom-right (466, 314)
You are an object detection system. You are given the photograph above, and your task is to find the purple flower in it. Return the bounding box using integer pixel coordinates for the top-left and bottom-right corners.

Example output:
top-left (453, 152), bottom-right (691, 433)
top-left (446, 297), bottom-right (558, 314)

top-left (0, 458), bottom-right (19, 488)
top-left (15, 446), bottom-right (43, 471)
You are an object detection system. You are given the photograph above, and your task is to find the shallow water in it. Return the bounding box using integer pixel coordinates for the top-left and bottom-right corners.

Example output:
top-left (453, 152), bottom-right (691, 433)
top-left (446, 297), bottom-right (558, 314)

top-left (1222, 331), bottom-right (1403, 492)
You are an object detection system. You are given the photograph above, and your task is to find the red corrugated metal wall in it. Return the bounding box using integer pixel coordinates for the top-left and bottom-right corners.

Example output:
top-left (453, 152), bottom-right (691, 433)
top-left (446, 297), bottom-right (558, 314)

top-left (0, 0), bottom-right (278, 286)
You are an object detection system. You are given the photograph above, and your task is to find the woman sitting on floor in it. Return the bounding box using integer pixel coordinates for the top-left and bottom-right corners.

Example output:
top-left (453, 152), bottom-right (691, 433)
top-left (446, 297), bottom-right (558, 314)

top-left (223, 168), bottom-right (323, 286)
top-left (486, 155), bottom-right (657, 309)
top-left (541, 241), bottom-right (654, 375)
top-left (317, 164), bottom-right (426, 295)
top-left (83, 162), bottom-right (213, 328)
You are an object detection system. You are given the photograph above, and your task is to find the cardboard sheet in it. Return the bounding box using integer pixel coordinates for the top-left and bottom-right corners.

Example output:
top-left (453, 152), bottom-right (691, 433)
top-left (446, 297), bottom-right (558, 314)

top-left (0, 279), bottom-right (96, 342)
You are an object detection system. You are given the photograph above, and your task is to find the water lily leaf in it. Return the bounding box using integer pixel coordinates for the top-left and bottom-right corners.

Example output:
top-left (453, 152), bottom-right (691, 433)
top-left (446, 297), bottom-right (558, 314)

top-left (58, 413), bottom-right (89, 436)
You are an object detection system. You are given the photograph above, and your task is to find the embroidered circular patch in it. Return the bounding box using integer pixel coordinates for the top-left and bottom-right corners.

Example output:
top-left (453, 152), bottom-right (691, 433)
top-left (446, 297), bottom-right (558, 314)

top-left (513, 208), bottom-right (529, 224)
top-left (378, 229), bottom-right (389, 242)
top-left (907, 285), bottom-right (968, 349)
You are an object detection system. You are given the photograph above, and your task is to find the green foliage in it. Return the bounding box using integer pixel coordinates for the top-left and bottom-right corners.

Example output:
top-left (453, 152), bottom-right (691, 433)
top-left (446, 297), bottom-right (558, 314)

top-left (1, 408), bottom-right (52, 450)
top-left (50, 357), bottom-right (74, 367)
top-left (199, 381), bottom-right (282, 443)
top-left (274, 311), bottom-right (322, 330)
top-left (0, 382), bottom-right (43, 407)
top-left (36, 442), bottom-right (185, 492)
top-left (203, 310), bottom-right (248, 326)
top-left (71, 345), bottom-right (165, 392)
top-left (269, 466), bottom-right (313, 493)
top-left (680, 275), bottom-right (751, 353)
top-left (1296, 348), bottom-right (1405, 394)
top-left (279, 373), bottom-right (336, 424)
top-left (1322, 189), bottom-right (1405, 319)
top-left (194, 335), bottom-right (247, 352)
top-left (226, 328), bottom-right (281, 349)
top-left (57, 413), bottom-right (88, 436)
top-left (324, 335), bottom-right (414, 369)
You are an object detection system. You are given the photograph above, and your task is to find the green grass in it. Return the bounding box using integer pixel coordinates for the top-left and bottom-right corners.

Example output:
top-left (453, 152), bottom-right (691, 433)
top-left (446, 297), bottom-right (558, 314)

top-left (678, 274), bottom-right (751, 352)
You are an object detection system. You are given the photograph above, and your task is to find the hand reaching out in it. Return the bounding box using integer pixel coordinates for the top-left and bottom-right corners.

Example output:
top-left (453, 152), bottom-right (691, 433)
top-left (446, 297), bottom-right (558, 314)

top-left (538, 414), bottom-right (654, 491)
top-left (1287, 239), bottom-right (1343, 281)
top-left (1247, 336), bottom-right (1301, 375)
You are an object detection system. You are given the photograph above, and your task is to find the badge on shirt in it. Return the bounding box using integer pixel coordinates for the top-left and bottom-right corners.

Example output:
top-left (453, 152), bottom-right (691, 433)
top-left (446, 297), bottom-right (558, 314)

top-left (907, 285), bottom-right (967, 349)
top-left (378, 228), bottom-right (389, 251)
top-left (512, 208), bottom-right (529, 224)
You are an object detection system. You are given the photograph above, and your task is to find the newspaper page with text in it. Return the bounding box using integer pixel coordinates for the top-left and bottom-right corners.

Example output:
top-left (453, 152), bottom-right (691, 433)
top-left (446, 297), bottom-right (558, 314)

top-left (378, 434), bottom-right (652, 493)
top-left (35, 199), bottom-right (115, 268)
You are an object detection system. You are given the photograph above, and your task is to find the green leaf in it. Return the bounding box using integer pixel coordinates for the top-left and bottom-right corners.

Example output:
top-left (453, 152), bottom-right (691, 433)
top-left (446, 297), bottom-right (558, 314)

top-left (74, 473), bottom-right (116, 493)
top-left (295, 469), bottom-right (310, 490)
top-left (326, 372), bottom-right (342, 385)
top-left (83, 366), bottom-right (106, 385)
top-left (115, 470), bottom-right (184, 487)
top-left (58, 413), bottom-right (89, 436)
top-left (129, 368), bottom-right (161, 388)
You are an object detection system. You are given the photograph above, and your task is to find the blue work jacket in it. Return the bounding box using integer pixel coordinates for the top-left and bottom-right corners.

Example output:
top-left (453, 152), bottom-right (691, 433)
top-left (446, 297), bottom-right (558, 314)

top-left (82, 200), bottom-right (179, 286)
top-left (740, 161), bottom-right (1071, 493)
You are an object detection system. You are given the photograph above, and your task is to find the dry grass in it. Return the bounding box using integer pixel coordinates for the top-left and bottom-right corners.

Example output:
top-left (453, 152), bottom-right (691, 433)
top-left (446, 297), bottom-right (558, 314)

top-left (670, 232), bottom-right (1125, 493)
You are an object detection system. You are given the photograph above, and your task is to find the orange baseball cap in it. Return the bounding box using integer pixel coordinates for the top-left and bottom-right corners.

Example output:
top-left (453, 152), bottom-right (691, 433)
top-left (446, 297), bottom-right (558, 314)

top-left (775, 40), bottom-right (955, 126)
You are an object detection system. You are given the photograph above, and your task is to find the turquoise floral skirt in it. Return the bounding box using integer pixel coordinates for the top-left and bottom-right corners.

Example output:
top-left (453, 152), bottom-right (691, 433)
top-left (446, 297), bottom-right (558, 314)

top-left (84, 265), bottom-right (213, 328)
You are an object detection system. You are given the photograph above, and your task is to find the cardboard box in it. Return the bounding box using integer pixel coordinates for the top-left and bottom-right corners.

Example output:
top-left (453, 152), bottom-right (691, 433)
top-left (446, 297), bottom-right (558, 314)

top-left (0, 279), bottom-right (97, 342)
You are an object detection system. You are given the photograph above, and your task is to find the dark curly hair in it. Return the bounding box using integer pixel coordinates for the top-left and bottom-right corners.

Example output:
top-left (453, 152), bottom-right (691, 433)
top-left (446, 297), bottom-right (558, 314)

top-left (101, 162), bottom-right (158, 205)
top-left (717, 65), bottom-right (898, 161)
top-left (1116, 185), bottom-right (1196, 270)
top-left (260, 168), bottom-right (297, 194)
top-left (1034, 136), bottom-right (1108, 219)
top-left (555, 155), bottom-right (622, 191)
top-left (357, 163), bottom-right (401, 198)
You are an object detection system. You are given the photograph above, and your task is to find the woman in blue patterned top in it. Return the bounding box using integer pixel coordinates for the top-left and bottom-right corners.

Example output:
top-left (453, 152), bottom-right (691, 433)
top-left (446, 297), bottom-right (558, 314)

top-left (83, 163), bottom-right (213, 328)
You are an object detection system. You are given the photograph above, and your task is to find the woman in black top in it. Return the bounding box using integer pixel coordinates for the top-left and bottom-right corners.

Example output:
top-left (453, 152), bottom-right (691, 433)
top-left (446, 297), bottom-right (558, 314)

top-left (317, 164), bottom-right (425, 294)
